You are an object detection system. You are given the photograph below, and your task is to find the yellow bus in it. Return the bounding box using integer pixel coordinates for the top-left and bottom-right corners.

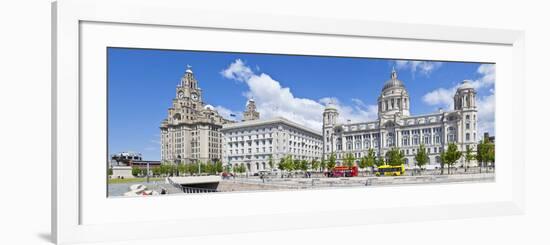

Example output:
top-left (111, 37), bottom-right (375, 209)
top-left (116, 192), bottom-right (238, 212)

top-left (375, 164), bottom-right (405, 176)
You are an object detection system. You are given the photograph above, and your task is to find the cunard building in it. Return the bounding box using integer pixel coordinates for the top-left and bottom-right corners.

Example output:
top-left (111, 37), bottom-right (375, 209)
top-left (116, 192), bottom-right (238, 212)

top-left (220, 99), bottom-right (323, 173)
top-left (323, 68), bottom-right (478, 168)
top-left (160, 66), bottom-right (233, 164)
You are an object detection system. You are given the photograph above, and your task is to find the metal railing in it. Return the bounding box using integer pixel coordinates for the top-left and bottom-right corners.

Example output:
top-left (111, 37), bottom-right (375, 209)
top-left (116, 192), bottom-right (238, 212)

top-left (167, 177), bottom-right (219, 194)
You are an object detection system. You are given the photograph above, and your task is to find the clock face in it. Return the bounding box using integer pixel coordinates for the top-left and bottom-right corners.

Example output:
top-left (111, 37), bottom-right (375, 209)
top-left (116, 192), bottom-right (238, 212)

top-left (191, 93), bottom-right (198, 101)
top-left (178, 92), bottom-right (184, 99)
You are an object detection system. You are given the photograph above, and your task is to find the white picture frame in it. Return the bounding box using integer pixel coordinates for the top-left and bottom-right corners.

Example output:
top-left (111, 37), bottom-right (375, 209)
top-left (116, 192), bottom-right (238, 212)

top-left (52, 0), bottom-right (525, 244)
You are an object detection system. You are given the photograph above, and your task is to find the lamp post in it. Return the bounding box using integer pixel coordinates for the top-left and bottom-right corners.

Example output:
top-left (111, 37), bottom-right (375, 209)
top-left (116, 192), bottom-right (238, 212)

top-left (146, 161), bottom-right (150, 183)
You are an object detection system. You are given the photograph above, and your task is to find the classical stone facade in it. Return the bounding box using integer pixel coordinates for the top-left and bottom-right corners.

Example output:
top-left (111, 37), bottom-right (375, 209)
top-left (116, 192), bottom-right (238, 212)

top-left (221, 117), bottom-right (323, 173)
top-left (323, 68), bottom-right (479, 168)
top-left (160, 66), bottom-right (233, 164)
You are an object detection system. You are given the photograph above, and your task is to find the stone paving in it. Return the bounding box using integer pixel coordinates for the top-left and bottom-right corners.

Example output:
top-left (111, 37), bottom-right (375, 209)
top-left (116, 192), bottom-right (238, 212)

top-left (108, 171), bottom-right (494, 196)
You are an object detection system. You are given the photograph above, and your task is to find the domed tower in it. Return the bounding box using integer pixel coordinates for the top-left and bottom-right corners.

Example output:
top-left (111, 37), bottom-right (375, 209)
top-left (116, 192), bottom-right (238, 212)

top-left (243, 98), bottom-right (260, 121)
top-left (177, 65), bottom-right (202, 107)
top-left (322, 102), bottom-right (339, 159)
top-left (454, 80), bottom-right (477, 145)
top-left (378, 67), bottom-right (410, 119)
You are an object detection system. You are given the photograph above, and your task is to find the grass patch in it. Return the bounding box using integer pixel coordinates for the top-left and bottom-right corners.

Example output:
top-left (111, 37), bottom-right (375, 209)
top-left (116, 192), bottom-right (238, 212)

top-left (108, 177), bottom-right (164, 184)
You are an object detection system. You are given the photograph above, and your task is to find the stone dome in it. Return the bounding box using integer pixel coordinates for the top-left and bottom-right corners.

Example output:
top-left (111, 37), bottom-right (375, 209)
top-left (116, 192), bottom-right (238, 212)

top-left (204, 104), bottom-right (214, 110)
top-left (458, 80), bottom-right (474, 90)
top-left (325, 102), bottom-right (337, 110)
top-left (382, 68), bottom-right (405, 91)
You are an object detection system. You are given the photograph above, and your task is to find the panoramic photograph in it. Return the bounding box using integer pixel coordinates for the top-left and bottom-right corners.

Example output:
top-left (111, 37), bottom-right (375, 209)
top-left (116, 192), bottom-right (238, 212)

top-left (107, 48), bottom-right (495, 197)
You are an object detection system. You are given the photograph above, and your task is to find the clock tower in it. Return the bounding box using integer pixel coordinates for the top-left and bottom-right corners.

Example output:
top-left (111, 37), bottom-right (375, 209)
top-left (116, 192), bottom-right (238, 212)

top-left (161, 65), bottom-right (233, 165)
top-left (176, 65), bottom-right (202, 107)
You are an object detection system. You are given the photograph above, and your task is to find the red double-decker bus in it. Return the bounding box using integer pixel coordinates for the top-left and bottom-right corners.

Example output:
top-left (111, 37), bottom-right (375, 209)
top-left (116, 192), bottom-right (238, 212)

top-left (326, 166), bottom-right (358, 177)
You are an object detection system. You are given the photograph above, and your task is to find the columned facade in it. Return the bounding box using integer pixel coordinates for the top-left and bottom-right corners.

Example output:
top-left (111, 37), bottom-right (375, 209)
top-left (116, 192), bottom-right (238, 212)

top-left (221, 117), bottom-right (323, 173)
top-left (323, 70), bottom-right (478, 168)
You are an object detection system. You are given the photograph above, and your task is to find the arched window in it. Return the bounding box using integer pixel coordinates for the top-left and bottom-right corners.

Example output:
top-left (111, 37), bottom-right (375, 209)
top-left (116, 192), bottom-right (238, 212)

top-left (355, 141), bottom-right (361, 150)
top-left (466, 133), bottom-right (470, 141)
top-left (436, 156), bottom-right (441, 163)
top-left (466, 115), bottom-right (470, 120)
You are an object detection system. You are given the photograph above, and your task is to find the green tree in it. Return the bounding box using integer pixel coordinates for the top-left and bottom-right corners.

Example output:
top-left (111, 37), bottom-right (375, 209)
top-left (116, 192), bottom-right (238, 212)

top-left (444, 143), bottom-right (462, 174)
top-left (293, 159), bottom-right (301, 173)
top-left (278, 157), bottom-right (286, 171)
top-left (311, 160), bottom-right (320, 172)
top-left (215, 161), bottom-right (223, 174)
top-left (487, 143), bottom-right (495, 172)
top-left (320, 159), bottom-right (327, 172)
top-left (343, 153), bottom-right (355, 168)
top-left (187, 163), bottom-right (198, 175)
top-left (478, 138), bottom-right (495, 173)
top-left (131, 166), bottom-right (141, 177)
top-left (439, 149), bottom-right (446, 175)
top-left (300, 160), bottom-right (309, 172)
top-left (268, 155), bottom-right (274, 170)
top-left (152, 166), bottom-right (161, 176)
top-left (235, 164), bottom-right (246, 176)
top-left (464, 145), bottom-right (475, 173)
top-left (327, 153), bottom-right (337, 171)
top-left (204, 162), bottom-right (212, 175)
top-left (385, 147), bottom-right (405, 166)
top-left (414, 144), bottom-right (429, 175)
top-left (366, 149), bottom-right (376, 174)
top-left (223, 164), bottom-right (232, 173)
top-left (177, 163), bottom-right (188, 176)
top-left (358, 156), bottom-right (368, 176)
top-left (107, 167), bottom-right (113, 176)
top-left (279, 155), bottom-right (294, 177)
top-left (376, 157), bottom-right (386, 167)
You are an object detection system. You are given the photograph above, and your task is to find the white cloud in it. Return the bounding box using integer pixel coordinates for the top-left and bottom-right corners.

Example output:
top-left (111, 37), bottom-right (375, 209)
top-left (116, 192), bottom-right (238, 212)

top-left (214, 105), bottom-right (242, 121)
top-left (220, 59), bottom-right (253, 82)
top-left (395, 60), bottom-right (442, 76)
top-left (422, 88), bottom-right (456, 110)
top-left (422, 64), bottom-right (495, 109)
top-left (422, 63), bottom-right (496, 139)
top-left (221, 59), bottom-right (378, 131)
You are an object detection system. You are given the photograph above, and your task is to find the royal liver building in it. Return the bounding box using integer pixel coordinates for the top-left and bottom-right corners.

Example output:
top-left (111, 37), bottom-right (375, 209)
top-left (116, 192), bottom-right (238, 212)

top-left (160, 66), bottom-right (233, 164)
top-left (322, 68), bottom-right (478, 167)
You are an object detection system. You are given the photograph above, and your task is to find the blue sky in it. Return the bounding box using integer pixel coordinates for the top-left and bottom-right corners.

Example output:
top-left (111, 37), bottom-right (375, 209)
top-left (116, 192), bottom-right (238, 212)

top-left (108, 48), bottom-right (495, 160)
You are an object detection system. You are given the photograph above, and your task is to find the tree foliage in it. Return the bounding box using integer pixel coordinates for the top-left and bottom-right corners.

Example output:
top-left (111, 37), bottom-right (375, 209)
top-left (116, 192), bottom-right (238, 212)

top-left (376, 157), bottom-right (385, 167)
top-left (366, 149), bottom-right (377, 172)
top-left (343, 153), bottom-right (355, 168)
top-left (464, 145), bottom-right (475, 172)
top-left (385, 147), bottom-right (405, 166)
top-left (311, 160), bottom-right (320, 172)
top-left (300, 160), bottom-right (309, 172)
top-left (358, 156), bottom-right (368, 172)
top-left (131, 166), bottom-right (141, 177)
top-left (442, 143), bottom-right (462, 174)
top-left (476, 138), bottom-right (495, 173)
top-left (327, 153), bottom-right (337, 170)
top-left (268, 155), bottom-right (274, 170)
top-left (320, 159), bottom-right (327, 172)
top-left (414, 144), bottom-right (429, 170)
